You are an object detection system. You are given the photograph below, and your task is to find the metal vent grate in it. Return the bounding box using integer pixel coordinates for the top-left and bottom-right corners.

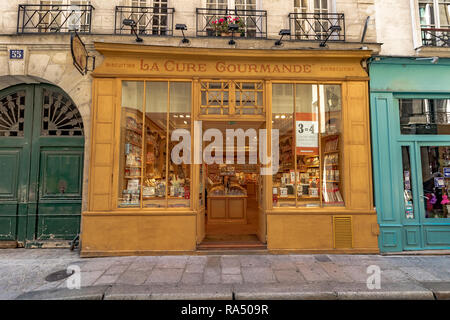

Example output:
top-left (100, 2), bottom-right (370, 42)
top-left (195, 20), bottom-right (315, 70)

top-left (333, 216), bottom-right (353, 249)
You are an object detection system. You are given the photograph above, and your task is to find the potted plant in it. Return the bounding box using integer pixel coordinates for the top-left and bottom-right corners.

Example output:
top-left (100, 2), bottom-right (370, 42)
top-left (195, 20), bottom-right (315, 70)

top-left (211, 16), bottom-right (245, 37)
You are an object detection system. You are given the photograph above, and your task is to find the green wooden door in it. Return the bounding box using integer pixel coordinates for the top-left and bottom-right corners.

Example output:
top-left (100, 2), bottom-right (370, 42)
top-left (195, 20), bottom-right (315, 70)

top-left (0, 84), bottom-right (84, 245)
top-left (0, 86), bottom-right (33, 242)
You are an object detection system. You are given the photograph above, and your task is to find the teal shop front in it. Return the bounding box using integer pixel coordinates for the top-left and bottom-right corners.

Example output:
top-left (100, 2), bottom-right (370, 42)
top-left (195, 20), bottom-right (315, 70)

top-left (369, 57), bottom-right (450, 252)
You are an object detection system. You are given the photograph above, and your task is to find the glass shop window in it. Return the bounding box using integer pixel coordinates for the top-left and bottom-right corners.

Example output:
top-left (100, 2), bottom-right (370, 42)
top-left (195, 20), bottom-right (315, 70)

top-left (399, 99), bottom-right (450, 135)
top-left (421, 146), bottom-right (450, 219)
top-left (271, 83), bottom-right (344, 208)
top-left (118, 81), bottom-right (192, 209)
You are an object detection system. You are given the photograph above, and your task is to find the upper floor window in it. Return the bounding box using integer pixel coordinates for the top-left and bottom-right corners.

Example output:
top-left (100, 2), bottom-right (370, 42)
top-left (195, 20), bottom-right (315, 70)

top-left (40, 0), bottom-right (92, 32)
top-left (206, 0), bottom-right (258, 10)
top-left (291, 0), bottom-right (343, 41)
top-left (419, 0), bottom-right (450, 47)
top-left (115, 0), bottom-right (173, 36)
top-left (294, 0), bottom-right (330, 14)
top-left (198, 0), bottom-right (266, 38)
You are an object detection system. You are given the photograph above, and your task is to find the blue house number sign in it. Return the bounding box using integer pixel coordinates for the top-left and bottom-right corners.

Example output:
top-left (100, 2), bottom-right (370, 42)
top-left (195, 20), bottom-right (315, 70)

top-left (10, 49), bottom-right (24, 59)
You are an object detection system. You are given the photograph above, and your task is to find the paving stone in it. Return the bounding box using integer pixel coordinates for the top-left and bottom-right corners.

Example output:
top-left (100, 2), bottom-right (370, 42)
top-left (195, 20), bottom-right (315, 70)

top-left (155, 256), bottom-right (188, 269)
top-left (204, 267), bottom-right (221, 284)
top-left (319, 262), bottom-right (354, 282)
top-left (206, 256), bottom-right (221, 268)
top-left (381, 269), bottom-right (415, 282)
top-left (399, 267), bottom-right (440, 282)
top-left (341, 266), bottom-right (372, 282)
top-left (185, 263), bottom-right (205, 273)
top-left (274, 269), bottom-right (305, 283)
top-left (146, 268), bottom-right (184, 284)
top-left (94, 274), bottom-right (121, 285)
top-left (222, 266), bottom-right (241, 275)
top-left (288, 255), bottom-right (316, 264)
top-left (333, 282), bottom-right (435, 300)
top-left (240, 256), bottom-right (271, 267)
top-left (270, 260), bottom-right (297, 271)
top-left (116, 270), bottom-right (150, 285)
top-left (222, 274), bottom-right (243, 284)
top-left (241, 267), bottom-right (276, 283)
top-left (105, 264), bottom-right (129, 275)
top-left (187, 256), bottom-right (207, 264)
top-left (221, 256), bottom-right (241, 268)
top-left (296, 262), bottom-right (332, 281)
top-left (80, 271), bottom-right (104, 287)
top-left (180, 272), bottom-right (203, 285)
top-left (127, 261), bottom-right (155, 272)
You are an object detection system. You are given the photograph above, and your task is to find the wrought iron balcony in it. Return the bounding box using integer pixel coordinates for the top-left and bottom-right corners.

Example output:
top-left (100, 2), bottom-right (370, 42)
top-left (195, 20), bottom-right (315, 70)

top-left (288, 12), bottom-right (345, 42)
top-left (17, 4), bottom-right (94, 34)
top-left (421, 28), bottom-right (450, 47)
top-left (196, 8), bottom-right (267, 38)
top-left (115, 6), bottom-right (175, 36)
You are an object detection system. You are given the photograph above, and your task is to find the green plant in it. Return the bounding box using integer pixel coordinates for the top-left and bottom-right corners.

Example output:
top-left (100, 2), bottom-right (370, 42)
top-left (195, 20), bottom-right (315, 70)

top-left (211, 16), bottom-right (245, 35)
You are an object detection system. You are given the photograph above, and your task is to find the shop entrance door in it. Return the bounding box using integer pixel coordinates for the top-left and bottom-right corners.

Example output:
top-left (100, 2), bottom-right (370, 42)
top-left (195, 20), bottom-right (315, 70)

top-left (198, 120), bottom-right (267, 249)
top-left (0, 84), bottom-right (84, 246)
top-left (401, 143), bottom-right (450, 250)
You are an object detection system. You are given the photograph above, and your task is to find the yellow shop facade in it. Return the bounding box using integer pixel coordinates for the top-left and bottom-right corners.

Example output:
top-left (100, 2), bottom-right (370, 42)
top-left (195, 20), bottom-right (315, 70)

top-left (81, 42), bottom-right (379, 257)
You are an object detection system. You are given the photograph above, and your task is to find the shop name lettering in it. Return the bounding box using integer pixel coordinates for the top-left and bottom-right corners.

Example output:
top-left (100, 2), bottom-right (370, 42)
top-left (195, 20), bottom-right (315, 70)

top-left (140, 59), bottom-right (312, 73)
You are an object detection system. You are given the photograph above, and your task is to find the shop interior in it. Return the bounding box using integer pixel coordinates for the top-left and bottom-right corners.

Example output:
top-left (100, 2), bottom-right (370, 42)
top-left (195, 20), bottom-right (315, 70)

top-left (199, 121), bottom-right (265, 248)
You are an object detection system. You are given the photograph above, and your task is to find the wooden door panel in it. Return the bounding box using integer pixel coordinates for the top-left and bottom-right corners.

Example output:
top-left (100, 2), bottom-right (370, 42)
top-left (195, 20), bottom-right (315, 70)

top-left (36, 148), bottom-right (83, 240)
top-left (39, 149), bottom-right (83, 198)
top-left (0, 150), bottom-right (20, 200)
top-left (0, 147), bottom-right (22, 240)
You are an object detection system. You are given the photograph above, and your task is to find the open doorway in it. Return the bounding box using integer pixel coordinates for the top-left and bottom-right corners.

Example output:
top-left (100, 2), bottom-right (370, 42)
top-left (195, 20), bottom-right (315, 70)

top-left (198, 120), bottom-right (266, 250)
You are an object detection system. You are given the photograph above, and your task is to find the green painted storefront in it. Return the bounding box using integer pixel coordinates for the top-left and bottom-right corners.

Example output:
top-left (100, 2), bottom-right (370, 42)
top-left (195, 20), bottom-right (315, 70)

top-left (369, 57), bottom-right (450, 252)
top-left (0, 78), bottom-right (84, 247)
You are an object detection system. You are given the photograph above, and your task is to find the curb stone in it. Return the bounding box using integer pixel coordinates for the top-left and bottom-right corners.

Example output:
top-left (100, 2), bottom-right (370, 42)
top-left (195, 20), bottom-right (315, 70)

top-left (104, 284), bottom-right (233, 300)
top-left (15, 285), bottom-right (110, 300)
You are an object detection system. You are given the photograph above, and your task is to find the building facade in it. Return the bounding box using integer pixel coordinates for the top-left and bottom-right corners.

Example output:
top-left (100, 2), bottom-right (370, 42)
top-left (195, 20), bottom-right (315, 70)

top-left (0, 0), bottom-right (381, 255)
top-left (371, 0), bottom-right (450, 252)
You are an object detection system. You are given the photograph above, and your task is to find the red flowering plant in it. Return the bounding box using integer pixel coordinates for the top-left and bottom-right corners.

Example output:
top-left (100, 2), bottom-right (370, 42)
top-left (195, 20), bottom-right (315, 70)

top-left (211, 15), bottom-right (245, 36)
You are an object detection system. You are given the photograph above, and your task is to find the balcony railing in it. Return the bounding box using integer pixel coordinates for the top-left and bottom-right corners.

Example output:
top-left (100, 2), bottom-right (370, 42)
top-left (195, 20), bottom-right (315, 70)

top-left (288, 12), bottom-right (345, 41)
top-left (196, 8), bottom-right (267, 38)
top-left (421, 28), bottom-right (450, 47)
top-left (17, 4), bottom-right (94, 34)
top-left (115, 6), bottom-right (175, 36)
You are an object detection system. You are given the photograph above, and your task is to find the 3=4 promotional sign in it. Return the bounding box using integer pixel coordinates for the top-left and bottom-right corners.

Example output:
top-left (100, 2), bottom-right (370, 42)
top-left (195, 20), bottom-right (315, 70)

top-left (296, 112), bottom-right (318, 155)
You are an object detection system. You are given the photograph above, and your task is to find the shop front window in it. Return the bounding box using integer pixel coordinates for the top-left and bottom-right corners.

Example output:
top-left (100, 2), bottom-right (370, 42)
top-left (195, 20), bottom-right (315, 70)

top-left (402, 146), bottom-right (415, 219)
top-left (400, 99), bottom-right (450, 134)
top-left (119, 81), bottom-right (192, 209)
top-left (272, 83), bottom-right (343, 208)
top-left (421, 146), bottom-right (450, 218)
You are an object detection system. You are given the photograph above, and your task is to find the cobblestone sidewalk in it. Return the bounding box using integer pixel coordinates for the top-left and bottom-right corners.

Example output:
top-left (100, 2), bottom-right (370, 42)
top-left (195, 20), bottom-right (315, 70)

top-left (0, 249), bottom-right (449, 300)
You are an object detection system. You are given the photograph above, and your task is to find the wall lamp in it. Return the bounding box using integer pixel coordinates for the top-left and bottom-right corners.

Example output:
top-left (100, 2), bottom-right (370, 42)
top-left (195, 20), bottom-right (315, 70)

top-left (175, 24), bottom-right (190, 43)
top-left (275, 29), bottom-right (291, 46)
top-left (228, 23), bottom-right (239, 45)
top-left (123, 19), bottom-right (143, 43)
top-left (319, 25), bottom-right (342, 47)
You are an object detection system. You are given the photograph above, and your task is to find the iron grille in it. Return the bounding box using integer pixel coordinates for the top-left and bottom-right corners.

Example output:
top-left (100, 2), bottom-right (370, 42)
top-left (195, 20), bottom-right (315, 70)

top-left (115, 6), bottom-right (175, 36)
top-left (196, 8), bottom-right (267, 38)
top-left (421, 28), bottom-right (450, 47)
top-left (288, 12), bottom-right (345, 41)
top-left (17, 4), bottom-right (94, 34)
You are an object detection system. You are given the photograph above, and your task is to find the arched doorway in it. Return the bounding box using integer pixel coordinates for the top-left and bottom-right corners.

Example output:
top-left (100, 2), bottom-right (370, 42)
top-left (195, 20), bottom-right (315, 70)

top-left (0, 80), bottom-right (84, 247)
